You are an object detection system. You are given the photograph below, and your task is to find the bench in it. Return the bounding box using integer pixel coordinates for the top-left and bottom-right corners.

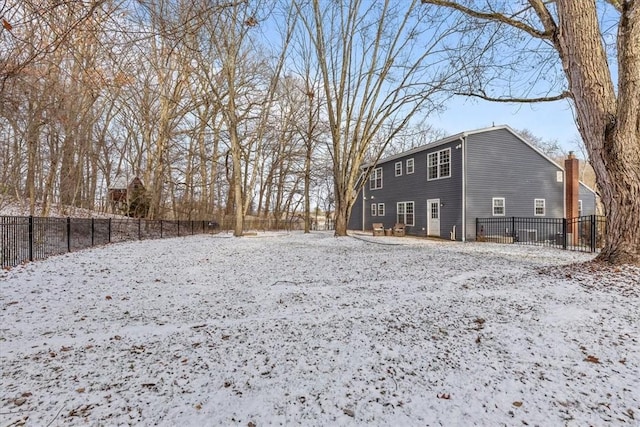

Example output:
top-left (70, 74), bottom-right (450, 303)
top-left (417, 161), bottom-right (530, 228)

top-left (372, 223), bottom-right (384, 236)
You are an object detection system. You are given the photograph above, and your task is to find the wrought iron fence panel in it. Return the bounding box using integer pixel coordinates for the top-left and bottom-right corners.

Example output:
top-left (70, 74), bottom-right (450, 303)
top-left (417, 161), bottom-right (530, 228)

top-left (477, 215), bottom-right (605, 253)
top-left (1, 216), bottom-right (220, 268)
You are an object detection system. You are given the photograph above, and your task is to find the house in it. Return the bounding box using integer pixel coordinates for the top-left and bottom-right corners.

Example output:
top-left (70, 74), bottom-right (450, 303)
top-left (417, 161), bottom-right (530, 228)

top-left (348, 125), bottom-right (597, 241)
top-left (108, 176), bottom-right (149, 217)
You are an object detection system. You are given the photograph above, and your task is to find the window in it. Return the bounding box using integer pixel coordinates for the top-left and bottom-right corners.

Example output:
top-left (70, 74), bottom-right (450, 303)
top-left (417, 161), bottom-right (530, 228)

top-left (370, 203), bottom-right (377, 216)
top-left (578, 200), bottom-right (583, 217)
top-left (397, 201), bottom-right (415, 226)
top-left (534, 199), bottom-right (545, 216)
top-left (377, 203), bottom-right (385, 216)
top-left (369, 167), bottom-right (383, 189)
top-left (427, 148), bottom-right (451, 180)
top-left (406, 158), bottom-right (415, 174)
top-left (492, 197), bottom-right (505, 216)
top-left (395, 162), bottom-right (402, 176)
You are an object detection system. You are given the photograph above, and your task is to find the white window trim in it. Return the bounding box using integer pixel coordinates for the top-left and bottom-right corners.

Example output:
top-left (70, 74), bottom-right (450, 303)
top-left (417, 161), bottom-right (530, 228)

top-left (427, 148), bottom-right (451, 181)
top-left (534, 199), bottom-right (545, 216)
top-left (377, 203), bottom-right (385, 216)
top-left (369, 167), bottom-right (383, 190)
top-left (397, 201), bottom-right (415, 226)
top-left (578, 200), bottom-right (583, 217)
top-left (370, 203), bottom-right (377, 216)
top-left (406, 158), bottom-right (415, 174)
top-left (395, 161), bottom-right (402, 177)
top-left (492, 197), bottom-right (505, 217)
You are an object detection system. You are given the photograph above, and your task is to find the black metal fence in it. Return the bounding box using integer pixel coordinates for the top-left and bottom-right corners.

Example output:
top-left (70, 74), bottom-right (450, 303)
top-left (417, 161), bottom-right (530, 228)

top-left (1, 216), bottom-right (220, 269)
top-left (476, 215), bottom-right (606, 253)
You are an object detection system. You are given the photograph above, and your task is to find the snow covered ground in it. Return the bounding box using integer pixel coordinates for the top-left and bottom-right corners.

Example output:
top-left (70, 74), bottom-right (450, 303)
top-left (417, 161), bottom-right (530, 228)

top-left (1, 231), bottom-right (638, 426)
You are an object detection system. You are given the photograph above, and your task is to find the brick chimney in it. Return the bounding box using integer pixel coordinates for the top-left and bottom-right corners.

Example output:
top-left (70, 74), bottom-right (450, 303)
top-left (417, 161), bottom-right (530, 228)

top-left (565, 152), bottom-right (579, 219)
top-left (565, 152), bottom-right (579, 246)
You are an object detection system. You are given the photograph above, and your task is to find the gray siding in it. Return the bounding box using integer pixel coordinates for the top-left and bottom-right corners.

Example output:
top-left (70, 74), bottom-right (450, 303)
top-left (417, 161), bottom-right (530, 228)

top-left (578, 183), bottom-right (597, 216)
top-left (464, 129), bottom-right (564, 240)
top-left (349, 192), bottom-right (364, 230)
top-left (351, 140), bottom-right (463, 238)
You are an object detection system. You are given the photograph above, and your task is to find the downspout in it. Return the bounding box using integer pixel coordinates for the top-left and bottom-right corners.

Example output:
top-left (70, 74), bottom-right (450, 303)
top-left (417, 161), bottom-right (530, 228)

top-left (362, 185), bottom-right (366, 231)
top-left (562, 168), bottom-right (567, 218)
top-left (460, 135), bottom-right (466, 242)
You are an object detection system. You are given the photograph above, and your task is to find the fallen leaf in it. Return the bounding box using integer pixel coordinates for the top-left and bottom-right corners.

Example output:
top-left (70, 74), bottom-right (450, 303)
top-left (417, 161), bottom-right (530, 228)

top-left (77, 388), bottom-right (85, 393)
top-left (585, 355), bottom-right (600, 363)
top-left (513, 401), bottom-right (523, 407)
top-left (437, 393), bottom-right (451, 400)
top-left (105, 295), bottom-right (112, 300)
top-left (195, 403), bottom-right (202, 410)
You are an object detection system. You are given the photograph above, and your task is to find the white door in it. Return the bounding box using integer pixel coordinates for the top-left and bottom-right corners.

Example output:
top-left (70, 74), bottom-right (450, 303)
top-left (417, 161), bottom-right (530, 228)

top-left (427, 199), bottom-right (440, 237)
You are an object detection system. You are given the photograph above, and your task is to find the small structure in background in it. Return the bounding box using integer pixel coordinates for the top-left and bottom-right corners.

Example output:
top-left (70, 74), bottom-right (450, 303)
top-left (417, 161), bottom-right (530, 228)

top-left (108, 176), bottom-right (150, 218)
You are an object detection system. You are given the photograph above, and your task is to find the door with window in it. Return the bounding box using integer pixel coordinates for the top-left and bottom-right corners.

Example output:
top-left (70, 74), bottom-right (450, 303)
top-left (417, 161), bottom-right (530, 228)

top-left (427, 199), bottom-right (440, 237)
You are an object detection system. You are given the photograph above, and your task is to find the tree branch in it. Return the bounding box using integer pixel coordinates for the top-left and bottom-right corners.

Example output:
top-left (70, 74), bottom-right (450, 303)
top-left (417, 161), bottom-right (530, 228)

top-left (604, 0), bottom-right (624, 13)
top-left (421, 0), bottom-right (551, 39)
top-left (454, 90), bottom-right (572, 103)
top-left (528, 0), bottom-right (558, 40)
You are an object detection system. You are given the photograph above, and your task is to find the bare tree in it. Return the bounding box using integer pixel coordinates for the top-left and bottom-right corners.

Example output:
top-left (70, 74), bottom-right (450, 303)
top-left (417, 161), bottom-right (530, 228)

top-left (294, 0), bottom-right (459, 236)
top-left (421, 0), bottom-right (640, 265)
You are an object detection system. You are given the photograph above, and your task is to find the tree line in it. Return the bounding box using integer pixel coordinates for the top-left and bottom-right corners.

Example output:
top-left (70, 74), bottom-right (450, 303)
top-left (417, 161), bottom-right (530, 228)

top-left (1, 0), bottom-right (638, 265)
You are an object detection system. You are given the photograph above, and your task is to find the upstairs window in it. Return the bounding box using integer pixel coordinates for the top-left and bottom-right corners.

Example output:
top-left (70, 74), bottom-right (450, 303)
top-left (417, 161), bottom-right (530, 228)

top-left (427, 148), bottom-right (451, 180)
top-left (493, 197), bottom-right (505, 216)
top-left (406, 158), bottom-right (415, 174)
top-left (395, 162), bottom-right (402, 176)
top-left (534, 199), bottom-right (545, 216)
top-left (369, 167), bottom-right (383, 190)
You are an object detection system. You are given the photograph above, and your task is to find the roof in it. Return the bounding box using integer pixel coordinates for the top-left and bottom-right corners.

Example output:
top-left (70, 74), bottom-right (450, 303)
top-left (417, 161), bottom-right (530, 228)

top-left (109, 176), bottom-right (129, 190)
top-left (364, 124), bottom-right (597, 193)
top-left (109, 176), bottom-right (144, 190)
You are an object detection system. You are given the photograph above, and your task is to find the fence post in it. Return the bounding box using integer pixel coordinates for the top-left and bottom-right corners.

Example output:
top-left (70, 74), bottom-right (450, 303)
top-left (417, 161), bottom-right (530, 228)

top-left (562, 218), bottom-right (567, 250)
top-left (67, 217), bottom-right (71, 252)
top-left (511, 217), bottom-right (515, 243)
top-left (160, 220), bottom-right (163, 239)
top-left (475, 218), bottom-right (478, 239)
top-left (91, 218), bottom-right (95, 246)
top-left (590, 214), bottom-right (596, 252)
top-left (28, 216), bottom-right (34, 262)
top-left (191, 220), bottom-right (194, 235)
top-left (177, 220), bottom-right (180, 237)
top-left (108, 218), bottom-right (112, 243)
top-left (138, 218), bottom-right (141, 240)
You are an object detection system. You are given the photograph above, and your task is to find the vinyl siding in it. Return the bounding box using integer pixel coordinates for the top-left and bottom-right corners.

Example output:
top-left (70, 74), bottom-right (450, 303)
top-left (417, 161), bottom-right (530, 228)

top-left (350, 140), bottom-right (463, 237)
top-left (464, 129), bottom-right (564, 240)
top-left (578, 183), bottom-right (597, 216)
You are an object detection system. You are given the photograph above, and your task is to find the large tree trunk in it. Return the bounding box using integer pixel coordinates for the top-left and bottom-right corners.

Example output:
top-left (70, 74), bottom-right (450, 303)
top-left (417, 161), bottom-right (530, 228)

top-left (333, 180), bottom-right (353, 236)
top-left (556, 0), bottom-right (640, 265)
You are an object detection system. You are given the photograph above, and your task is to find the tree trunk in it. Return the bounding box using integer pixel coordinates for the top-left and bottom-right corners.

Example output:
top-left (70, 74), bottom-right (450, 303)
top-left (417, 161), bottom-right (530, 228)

top-left (556, 0), bottom-right (640, 265)
top-left (333, 180), bottom-right (353, 236)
